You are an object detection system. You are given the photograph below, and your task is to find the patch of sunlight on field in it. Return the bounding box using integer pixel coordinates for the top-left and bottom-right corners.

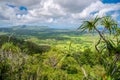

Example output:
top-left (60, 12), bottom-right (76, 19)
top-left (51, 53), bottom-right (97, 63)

top-left (0, 32), bottom-right (7, 35)
top-left (26, 33), bottom-right (100, 52)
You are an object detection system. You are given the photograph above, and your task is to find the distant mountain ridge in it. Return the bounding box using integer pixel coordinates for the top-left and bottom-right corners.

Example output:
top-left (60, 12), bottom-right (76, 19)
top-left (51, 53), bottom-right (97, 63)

top-left (12, 25), bottom-right (50, 30)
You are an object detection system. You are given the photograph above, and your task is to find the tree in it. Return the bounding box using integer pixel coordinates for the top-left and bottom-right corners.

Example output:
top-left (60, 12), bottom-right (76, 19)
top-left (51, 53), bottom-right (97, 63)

top-left (78, 16), bottom-right (120, 79)
top-left (2, 43), bottom-right (20, 53)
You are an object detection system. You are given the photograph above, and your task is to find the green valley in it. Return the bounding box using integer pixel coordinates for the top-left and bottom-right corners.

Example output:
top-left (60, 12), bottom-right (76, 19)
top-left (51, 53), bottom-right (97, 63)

top-left (0, 16), bottom-right (120, 80)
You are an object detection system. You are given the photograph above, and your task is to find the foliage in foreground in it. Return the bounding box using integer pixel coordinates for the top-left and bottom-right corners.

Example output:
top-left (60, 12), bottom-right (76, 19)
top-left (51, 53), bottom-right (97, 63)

top-left (79, 16), bottom-right (120, 79)
top-left (0, 42), bottom-right (103, 80)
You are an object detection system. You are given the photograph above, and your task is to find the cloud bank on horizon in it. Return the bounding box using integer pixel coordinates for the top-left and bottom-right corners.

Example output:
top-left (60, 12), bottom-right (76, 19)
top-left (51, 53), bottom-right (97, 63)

top-left (0, 0), bottom-right (120, 28)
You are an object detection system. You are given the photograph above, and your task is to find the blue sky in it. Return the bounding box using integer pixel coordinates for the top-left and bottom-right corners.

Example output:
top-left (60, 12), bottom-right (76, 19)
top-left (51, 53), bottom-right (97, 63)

top-left (102, 0), bottom-right (120, 3)
top-left (0, 0), bottom-right (120, 29)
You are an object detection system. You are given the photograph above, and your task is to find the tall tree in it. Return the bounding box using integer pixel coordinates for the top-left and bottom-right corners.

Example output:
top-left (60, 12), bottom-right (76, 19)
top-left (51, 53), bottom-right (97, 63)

top-left (78, 16), bottom-right (120, 79)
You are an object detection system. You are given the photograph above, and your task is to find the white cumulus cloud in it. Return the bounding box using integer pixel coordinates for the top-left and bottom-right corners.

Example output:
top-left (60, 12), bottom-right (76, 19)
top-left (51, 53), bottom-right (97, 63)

top-left (0, 0), bottom-right (120, 28)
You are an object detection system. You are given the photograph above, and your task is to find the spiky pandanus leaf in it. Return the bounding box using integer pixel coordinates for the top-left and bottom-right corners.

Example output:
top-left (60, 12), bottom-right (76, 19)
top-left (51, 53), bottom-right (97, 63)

top-left (101, 16), bottom-right (118, 35)
top-left (78, 16), bottom-right (101, 33)
top-left (106, 40), bottom-right (116, 55)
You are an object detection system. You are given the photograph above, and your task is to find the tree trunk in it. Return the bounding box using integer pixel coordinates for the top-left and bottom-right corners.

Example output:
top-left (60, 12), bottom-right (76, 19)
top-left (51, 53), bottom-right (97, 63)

top-left (94, 28), bottom-right (107, 43)
top-left (81, 67), bottom-right (87, 78)
top-left (95, 37), bottom-right (101, 53)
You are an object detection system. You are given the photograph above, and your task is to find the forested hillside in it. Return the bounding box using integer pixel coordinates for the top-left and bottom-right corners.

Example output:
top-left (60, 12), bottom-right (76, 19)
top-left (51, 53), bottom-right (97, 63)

top-left (0, 16), bottom-right (120, 80)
